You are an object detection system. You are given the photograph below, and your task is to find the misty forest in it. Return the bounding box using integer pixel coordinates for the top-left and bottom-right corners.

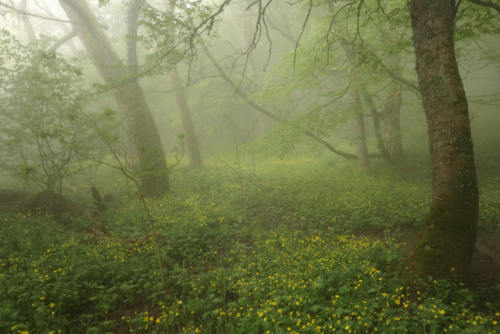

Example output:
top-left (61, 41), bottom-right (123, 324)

top-left (0, 0), bottom-right (499, 333)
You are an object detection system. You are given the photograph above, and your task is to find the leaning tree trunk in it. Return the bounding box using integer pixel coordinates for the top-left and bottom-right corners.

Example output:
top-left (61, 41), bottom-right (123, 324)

top-left (59, 0), bottom-right (169, 197)
top-left (404, 0), bottom-right (479, 281)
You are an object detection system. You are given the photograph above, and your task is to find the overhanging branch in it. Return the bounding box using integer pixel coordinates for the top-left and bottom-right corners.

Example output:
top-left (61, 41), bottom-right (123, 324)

top-left (201, 40), bottom-right (366, 160)
top-left (467, 0), bottom-right (500, 14)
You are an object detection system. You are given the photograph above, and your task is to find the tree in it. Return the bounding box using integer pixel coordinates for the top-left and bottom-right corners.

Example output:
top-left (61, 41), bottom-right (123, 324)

top-left (88, 0), bottom-right (493, 281)
top-left (403, 0), bottom-right (479, 280)
top-left (58, 0), bottom-right (169, 197)
top-left (380, 52), bottom-right (404, 163)
top-left (163, 0), bottom-right (203, 168)
top-left (0, 33), bottom-right (98, 195)
top-left (349, 89), bottom-right (370, 171)
top-left (128, 0), bottom-right (203, 168)
top-left (198, 0), bottom-right (485, 280)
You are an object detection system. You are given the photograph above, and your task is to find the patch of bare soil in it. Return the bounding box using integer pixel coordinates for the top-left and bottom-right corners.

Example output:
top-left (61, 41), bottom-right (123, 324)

top-left (471, 229), bottom-right (500, 289)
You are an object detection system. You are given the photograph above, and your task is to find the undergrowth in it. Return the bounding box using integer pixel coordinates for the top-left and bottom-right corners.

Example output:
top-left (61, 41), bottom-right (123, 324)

top-left (0, 157), bottom-right (499, 333)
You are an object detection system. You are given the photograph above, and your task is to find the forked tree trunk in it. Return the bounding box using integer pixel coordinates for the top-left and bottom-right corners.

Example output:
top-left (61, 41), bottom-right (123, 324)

top-left (58, 0), bottom-right (169, 197)
top-left (341, 39), bottom-right (393, 165)
top-left (404, 0), bottom-right (479, 281)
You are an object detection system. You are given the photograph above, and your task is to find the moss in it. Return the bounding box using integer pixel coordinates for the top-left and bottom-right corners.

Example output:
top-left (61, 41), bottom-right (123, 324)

top-left (402, 200), bottom-right (476, 283)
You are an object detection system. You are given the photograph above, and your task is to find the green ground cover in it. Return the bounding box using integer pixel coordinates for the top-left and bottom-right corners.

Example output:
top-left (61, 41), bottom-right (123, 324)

top-left (1, 158), bottom-right (499, 333)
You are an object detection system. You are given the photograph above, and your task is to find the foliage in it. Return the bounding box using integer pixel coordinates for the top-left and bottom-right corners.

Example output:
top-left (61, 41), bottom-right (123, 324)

top-left (138, 0), bottom-right (221, 72)
top-left (0, 0), bottom-right (499, 332)
top-left (1, 158), bottom-right (498, 333)
top-left (0, 31), bottom-right (102, 193)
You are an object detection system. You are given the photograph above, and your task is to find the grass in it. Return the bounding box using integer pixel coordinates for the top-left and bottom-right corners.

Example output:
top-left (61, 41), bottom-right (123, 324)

top-left (0, 156), bottom-right (499, 333)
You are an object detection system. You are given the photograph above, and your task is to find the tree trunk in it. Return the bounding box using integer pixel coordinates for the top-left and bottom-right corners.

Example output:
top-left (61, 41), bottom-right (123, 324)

top-left (350, 90), bottom-right (370, 171)
top-left (381, 83), bottom-right (404, 163)
top-left (58, 0), bottom-right (169, 197)
top-left (168, 68), bottom-right (203, 167)
top-left (381, 54), bottom-right (404, 163)
top-left (341, 39), bottom-right (393, 165)
top-left (404, 0), bottom-right (479, 281)
top-left (160, 0), bottom-right (203, 167)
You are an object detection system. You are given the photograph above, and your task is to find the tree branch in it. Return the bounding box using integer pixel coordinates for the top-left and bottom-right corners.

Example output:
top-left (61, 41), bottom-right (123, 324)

top-left (201, 40), bottom-right (365, 160)
top-left (0, 1), bottom-right (75, 24)
top-left (293, 0), bottom-right (313, 68)
top-left (467, 0), bottom-right (500, 14)
top-left (47, 29), bottom-right (79, 52)
top-left (20, 0), bottom-right (36, 42)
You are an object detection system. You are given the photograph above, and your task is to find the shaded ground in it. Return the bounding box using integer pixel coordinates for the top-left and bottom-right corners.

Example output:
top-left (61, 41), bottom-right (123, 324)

top-left (354, 226), bottom-right (500, 290)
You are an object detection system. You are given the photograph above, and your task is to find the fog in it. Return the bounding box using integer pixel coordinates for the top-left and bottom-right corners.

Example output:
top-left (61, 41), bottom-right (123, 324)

top-left (0, 1), bottom-right (499, 333)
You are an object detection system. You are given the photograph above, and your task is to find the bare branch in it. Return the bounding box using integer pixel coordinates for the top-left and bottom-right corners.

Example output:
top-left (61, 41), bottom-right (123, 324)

top-left (293, 0), bottom-right (313, 69)
top-left (0, 1), bottom-right (75, 24)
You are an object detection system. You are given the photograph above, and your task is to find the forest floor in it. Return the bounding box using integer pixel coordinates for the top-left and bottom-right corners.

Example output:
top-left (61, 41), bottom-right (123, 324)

top-left (352, 226), bottom-right (500, 289)
top-left (1, 157), bottom-right (499, 333)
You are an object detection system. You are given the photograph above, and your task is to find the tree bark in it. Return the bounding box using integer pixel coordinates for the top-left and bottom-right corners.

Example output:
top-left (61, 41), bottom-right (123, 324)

top-left (404, 0), bottom-right (479, 281)
top-left (341, 39), bottom-right (393, 165)
top-left (350, 89), bottom-right (370, 171)
top-left (381, 53), bottom-right (404, 163)
top-left (381, 84), bottom-right (403, 163)
top-left (58, 0), bottom-right (169, 197)
top-left (160, 0), bottom-right (203, 167)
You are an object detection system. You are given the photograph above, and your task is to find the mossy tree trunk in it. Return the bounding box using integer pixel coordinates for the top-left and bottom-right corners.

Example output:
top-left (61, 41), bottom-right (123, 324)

top-left (59, 0), bottom-right (169, 197)
top-left (404, 0), bottom-right (479, 281)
